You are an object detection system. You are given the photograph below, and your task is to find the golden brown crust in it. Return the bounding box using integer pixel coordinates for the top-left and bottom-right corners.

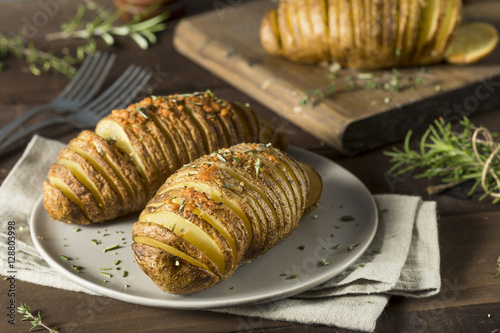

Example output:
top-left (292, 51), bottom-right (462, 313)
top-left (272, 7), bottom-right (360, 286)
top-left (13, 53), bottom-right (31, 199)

top-left (44, 92), bottom-right (283, 226)
top-left (43, 180), bottom-right (92, 225)
top-left (260, 0), bottom-right (467, 68)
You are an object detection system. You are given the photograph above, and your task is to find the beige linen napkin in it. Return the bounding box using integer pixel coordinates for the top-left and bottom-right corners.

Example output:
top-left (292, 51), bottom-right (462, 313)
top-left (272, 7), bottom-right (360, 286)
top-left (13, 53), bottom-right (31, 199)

top-left (0, 136), bottom-right (441, 332)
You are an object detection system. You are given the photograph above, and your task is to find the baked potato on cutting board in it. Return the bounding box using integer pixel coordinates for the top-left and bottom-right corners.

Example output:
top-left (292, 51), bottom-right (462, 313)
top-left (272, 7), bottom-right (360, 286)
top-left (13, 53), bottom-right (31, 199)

top-left (260, 0), bottom-right (499, 68)
top-left (132, 142), bottom-right (322, 294)
top-left (43, 91), bottom-right (285, 225)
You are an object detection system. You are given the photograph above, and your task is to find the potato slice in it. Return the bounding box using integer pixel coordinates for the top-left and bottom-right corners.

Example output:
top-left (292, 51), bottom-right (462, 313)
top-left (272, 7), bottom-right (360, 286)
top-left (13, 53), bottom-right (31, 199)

top-left (327, 0), bottom-right (342, 64)
top-left (183, 97), bottom-right (228, 151)
top-left (168, 190), bottom-right (249, 268)
top-left (413, 0), bottom-right (442, 62)
top-left (369, 0), bottom-right (384, 66)
top-left (80, 130), bottom-right (147, 211)
top-left (277, 0), bottom-right (296, 60)
top-left (260, 8), bottom-right (282, 56)
top-left (127, 121), bottom-right (165, 192)
top-left (68, 137), bottom-right (127, 206)
top-left (198, 162), bottom-right (273, 257)
top-left (308, 0), bottom-right (330, 61)
top-left (158, 167), bottom-right (266, 261)
top-left (195, 152), bottom-right (286, 249)
top-left (132, 222), bottom-right (221, 294)
top-left (380, 0), bottom-right (399, 66)
top-left (140, 197), bottom-right (234, 277)
top-left (158, 177), bottom-right (256, 249)
top-left (445, 22), bottom-right (499, 65)
top-left (47, 163), bottom-right (104, 222)
top-left (402, 0), bottom-right (422, 65)
top-left (432, 0), bottom-right (462, 57)
top-left (395, 0), bottom-right (410, 66)
top-left (95, 117), bottom-right (153, 198)
top-left (295, 0), bottom-right (322, 63)
top-left (43, 181), bottom-right (90, 225)
top-left (299, 162), bottom-right (323, 215)
top-left (57, 148), bottom-right (120, 218)
top-left (243, 144), bottom-right (307, 215)
top-left (232, 146), bottom-right (298, 232)
top-left (338, 0), bottom-right (354, 65)
top-left (350, 0), bottom-right (365, 64)
top-left (235, 102), bottom-right (261, 143)
top-left (223, 103), bottom-right (246, 145)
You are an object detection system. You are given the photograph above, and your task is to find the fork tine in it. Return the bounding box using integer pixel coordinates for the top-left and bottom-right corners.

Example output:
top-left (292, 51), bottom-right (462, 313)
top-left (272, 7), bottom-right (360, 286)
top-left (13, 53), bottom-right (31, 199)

top-left (80, 65), bottom-right (140, 112)
top-left (56, 52), bottom-right (101, 99)
top-left (94, 70), bottom-right (153, 117)
top-left (57, 52), bottom-right (105, 100)
top-left (63, 52), bottom-right (116, 103)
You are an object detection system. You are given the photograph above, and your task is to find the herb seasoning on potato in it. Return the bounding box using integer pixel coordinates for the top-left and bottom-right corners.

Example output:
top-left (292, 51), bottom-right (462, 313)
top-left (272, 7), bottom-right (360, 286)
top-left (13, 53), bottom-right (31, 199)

top-left (132, 143), bottom-right (322, 294)
top-left (43, 91), bottom-right (285, 225)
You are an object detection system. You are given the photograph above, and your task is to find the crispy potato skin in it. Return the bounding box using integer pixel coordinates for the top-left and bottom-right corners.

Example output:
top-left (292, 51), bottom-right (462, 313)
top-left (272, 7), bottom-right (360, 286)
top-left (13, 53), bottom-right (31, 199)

top-left (132, 143), bottom-right (322, 295)
top-left (259, 0), bottom-right (465, 68)
top-left (132, 242), bottom-right (219, 295)
top-left (43, 181), bottom-right (92, 225)
top-left (43, 92), bottom-right (283, 225)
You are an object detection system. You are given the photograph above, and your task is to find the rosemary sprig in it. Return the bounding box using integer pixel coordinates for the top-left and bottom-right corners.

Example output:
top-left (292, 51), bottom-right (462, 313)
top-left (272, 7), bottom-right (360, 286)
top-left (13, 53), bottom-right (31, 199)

top-left (17, 302), bottom-right (59, 332)
top-left (45, 0), bottom-right (169, 50)
top-left (385, 117), bottom-right (500, 203)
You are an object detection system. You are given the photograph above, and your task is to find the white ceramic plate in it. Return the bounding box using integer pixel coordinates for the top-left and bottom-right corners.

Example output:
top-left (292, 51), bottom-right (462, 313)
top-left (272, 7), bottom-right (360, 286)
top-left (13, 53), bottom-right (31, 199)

top-left (30, 146), bottom-right (377, 309)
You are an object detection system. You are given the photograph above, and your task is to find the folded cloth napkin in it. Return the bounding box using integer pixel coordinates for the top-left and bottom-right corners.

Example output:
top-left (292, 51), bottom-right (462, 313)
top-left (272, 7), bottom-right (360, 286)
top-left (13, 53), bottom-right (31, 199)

top-left (0, 136), bottom-right (441, 332)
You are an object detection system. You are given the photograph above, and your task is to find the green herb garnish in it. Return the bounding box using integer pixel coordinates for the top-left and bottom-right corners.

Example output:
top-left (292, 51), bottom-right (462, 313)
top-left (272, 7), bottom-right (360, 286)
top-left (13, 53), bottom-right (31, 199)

top-left (103, 245), bottom-right (120, 253)
top-left (217, 153), bottom-right (226, 163)
top-left (340, 215), bottom-right (355, 221)
top-left (17, 302), bottom-right (59, 332)
top-left (255, 157), bottom-right (261, 176)
top-left (320, 259), bottom-right (330, 266)
top-left (178, 200), bottom-right (186, 213)
top-left (347, 242), bottom-right (361, 251)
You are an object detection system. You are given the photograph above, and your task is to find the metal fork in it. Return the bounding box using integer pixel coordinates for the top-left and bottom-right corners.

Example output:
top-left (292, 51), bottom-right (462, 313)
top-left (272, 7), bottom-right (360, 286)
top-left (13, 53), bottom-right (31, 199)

top-left (0, 65), bottom-right (152, 154)
top-left (0, 52), bottom-right (116, 144)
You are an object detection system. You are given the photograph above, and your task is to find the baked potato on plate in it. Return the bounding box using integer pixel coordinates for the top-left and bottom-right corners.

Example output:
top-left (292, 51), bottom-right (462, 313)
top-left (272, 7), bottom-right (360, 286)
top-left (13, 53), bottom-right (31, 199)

top-left (31, 146), bottom-right (377, 307)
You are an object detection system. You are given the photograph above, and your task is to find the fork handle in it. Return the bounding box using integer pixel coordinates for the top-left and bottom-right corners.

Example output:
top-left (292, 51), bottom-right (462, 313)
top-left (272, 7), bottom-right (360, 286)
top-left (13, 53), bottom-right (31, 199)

top-left (0, 116), bottom-right (65, 154)
top-left (0, 105), bottom-right (53, 143)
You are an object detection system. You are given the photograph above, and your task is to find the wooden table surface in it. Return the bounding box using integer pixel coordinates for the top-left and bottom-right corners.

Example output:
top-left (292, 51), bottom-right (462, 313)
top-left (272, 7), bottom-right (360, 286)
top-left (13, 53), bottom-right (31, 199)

top-left (0, 0), bottom-right (499, 332)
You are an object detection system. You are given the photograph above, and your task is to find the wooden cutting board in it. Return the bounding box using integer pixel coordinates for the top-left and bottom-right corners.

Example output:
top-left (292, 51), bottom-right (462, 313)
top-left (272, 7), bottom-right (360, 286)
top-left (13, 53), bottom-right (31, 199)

top-left (173, 0), bottom-right (500, 154)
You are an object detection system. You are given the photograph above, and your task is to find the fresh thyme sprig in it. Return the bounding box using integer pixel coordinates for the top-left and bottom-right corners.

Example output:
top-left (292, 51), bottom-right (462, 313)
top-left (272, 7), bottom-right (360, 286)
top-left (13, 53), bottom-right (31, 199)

top-left (0, 32), bottom-right (94, 77)
top-left (17, 302), bottom-right (59, 332)
top-left (0, 0), bottom-right (168, 77)
top-left (299, 67), bottom-right (434, 105)
top-left (45, 0), bottom-right (169, 50)
top-left (384, 117), bottom-right (500, 203)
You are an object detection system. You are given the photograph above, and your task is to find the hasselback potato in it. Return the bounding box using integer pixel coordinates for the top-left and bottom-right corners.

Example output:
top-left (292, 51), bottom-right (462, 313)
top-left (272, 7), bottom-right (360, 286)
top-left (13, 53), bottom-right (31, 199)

top-left (260, 0), bottom-right (497, 68)
top-left (132, 142), bottom-right (320, 294)
top-left (43, 91), bottom-right (284, 225)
